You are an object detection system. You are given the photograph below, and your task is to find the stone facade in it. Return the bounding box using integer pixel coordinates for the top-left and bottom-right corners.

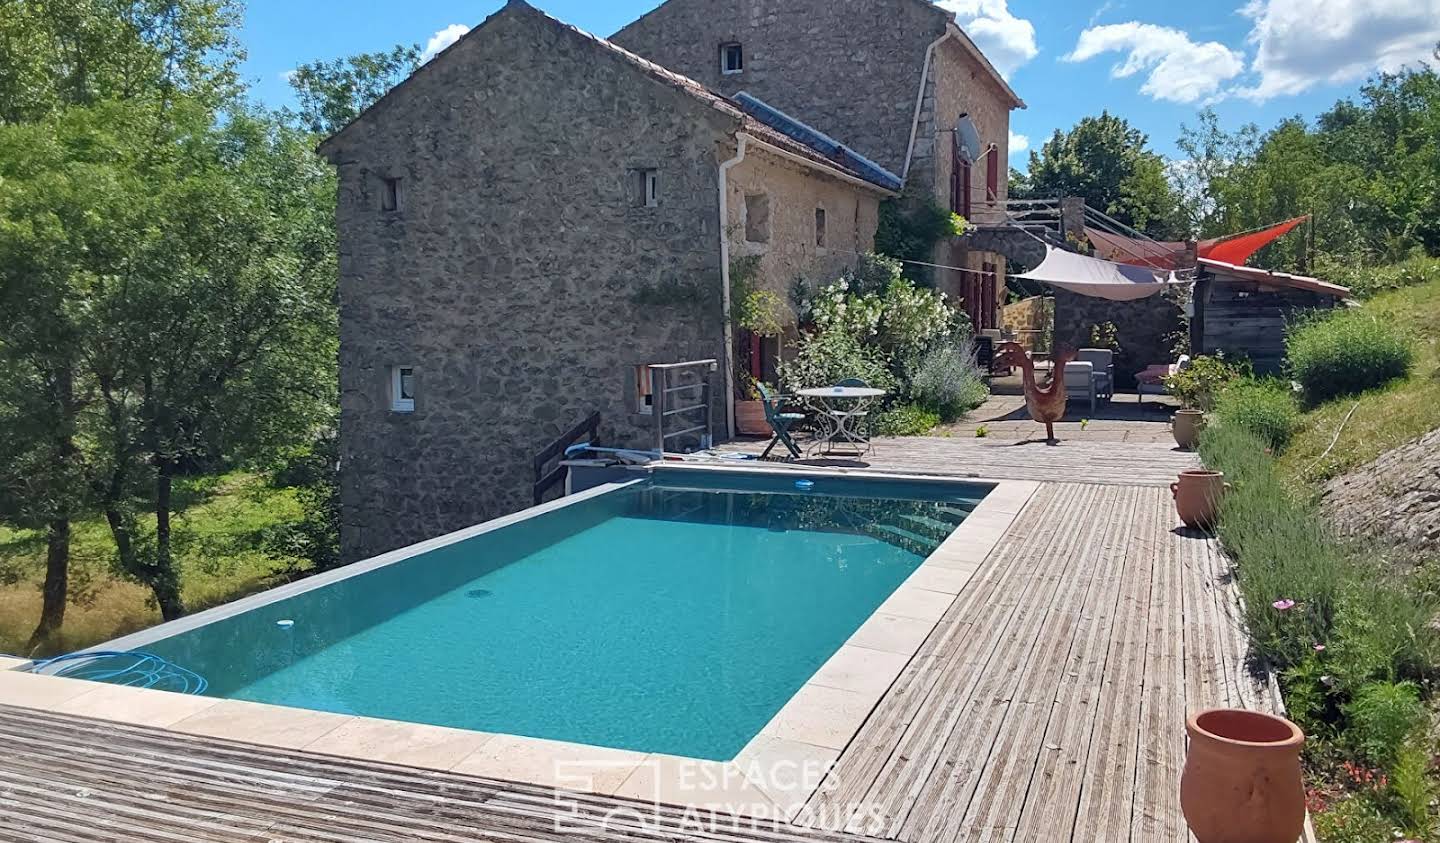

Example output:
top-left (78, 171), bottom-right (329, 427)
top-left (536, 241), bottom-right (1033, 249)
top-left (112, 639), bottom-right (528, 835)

top-left (321, 2), bottom-right (887, 561)
top-left (612, 0), bottom-right (1024, 331)
top-left (612, 0), bottom-right (951, 177)
top-left (1052, 289), bottom-right (1183, 389)
top-left (727, 144), bottom-right (881, 322)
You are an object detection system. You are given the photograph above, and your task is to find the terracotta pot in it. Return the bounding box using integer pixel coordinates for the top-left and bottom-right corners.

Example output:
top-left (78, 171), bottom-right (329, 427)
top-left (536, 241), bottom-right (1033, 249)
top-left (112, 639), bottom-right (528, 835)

top-left (735, 399), bottom-right (770, 437)
top-left (1171, 469), bottom-right (1229, 529)
top-left (1181, 709), bottom-right (1305, 843)
top-left (1173, 408), bottom-right (1205, 449)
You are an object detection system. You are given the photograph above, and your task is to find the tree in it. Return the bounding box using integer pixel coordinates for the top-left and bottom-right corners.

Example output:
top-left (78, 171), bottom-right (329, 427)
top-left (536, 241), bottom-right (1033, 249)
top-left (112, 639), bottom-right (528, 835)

top-left (1176, 59), bottom-right (1440, 272)
top-left (286, 45), bottom-right (420, 136)
top-left (1021, 112), bottom-right (1186, 239)
top-left (0, 0), bottom-right (243, 122)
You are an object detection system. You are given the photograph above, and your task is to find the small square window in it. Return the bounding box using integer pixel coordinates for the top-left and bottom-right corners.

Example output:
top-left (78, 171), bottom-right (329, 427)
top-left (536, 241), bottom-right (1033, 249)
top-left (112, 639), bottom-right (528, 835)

top-left (720, 42), bottom-right (743, 74)
top-left (381, 176), bottom-right (400, 212)
top-left (391, 366), bottom-right (415, 413)
top-left (744, 193), bottom-right (770, 243)
top-left (815, 207), bottom-right (827, 247)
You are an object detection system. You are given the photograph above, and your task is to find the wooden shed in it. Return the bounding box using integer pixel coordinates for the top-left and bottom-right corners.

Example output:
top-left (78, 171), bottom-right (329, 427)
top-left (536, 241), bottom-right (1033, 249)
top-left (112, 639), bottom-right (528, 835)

top-left (1191, 258), bottom-right (1351, 374)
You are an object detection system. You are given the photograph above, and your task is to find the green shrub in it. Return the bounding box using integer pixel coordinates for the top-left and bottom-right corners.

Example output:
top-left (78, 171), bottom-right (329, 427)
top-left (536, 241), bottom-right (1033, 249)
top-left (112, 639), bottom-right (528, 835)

top-left (907, 344), bottom-right (988, 422)
top-left (1343, 682), bottom-right (1424, 768)
top-left (1199, 426), bottom-right (1343, 668)
top-left (777, 326), bottom-right (896, 395)
top-left (1286, 309), bottom-right (1414, 403)
top-left (1387, 739), bottom-right (1435, 838)
top-left (872, 404), bottom-right (939, 436)
top-left (1214, 378), bottom-right (1299, 450)
top-left (1329, 579), bottom-right (1440, 691)
top-left (1164, 354), bottom-right (1242, 411)
top-left (1326, 253), bottom-right (1440, 299)
top-left (1313, 793), bottom-right (1395, 843)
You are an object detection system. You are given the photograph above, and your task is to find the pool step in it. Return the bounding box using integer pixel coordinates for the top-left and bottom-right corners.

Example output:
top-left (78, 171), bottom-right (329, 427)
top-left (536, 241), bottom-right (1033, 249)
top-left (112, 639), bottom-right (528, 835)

top-left (935, 504), bottom-right (977, 524)
top-left (897, 514), bottom-right (960, 543)
top-left (864, 523), bottom-right (940, 556)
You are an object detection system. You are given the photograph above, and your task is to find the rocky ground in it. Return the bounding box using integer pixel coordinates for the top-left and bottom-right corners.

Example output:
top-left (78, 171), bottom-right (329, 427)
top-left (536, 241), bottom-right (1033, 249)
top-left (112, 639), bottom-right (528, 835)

top-left (1323, 428), bottom-right (1440, 554)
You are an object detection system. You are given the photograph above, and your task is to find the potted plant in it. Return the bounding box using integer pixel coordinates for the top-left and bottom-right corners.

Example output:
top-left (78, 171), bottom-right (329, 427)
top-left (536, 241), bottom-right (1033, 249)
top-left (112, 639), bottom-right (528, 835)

top-left (1164, 355), bottom-right (1238, 449)
top-left (1171, 469), bottom-right (1230, 529)
top-left (734, 372), bottom-right (772, 436)
top-left (1181, 709), bottom-right (1306, 843)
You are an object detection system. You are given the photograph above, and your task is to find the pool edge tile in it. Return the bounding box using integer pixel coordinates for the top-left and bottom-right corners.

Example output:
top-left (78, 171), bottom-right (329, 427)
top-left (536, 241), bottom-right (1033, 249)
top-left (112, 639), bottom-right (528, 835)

top-left (757, 684), bottom-right (877, 751)
top-left (55, 682), bottom-right (220, 728)
top-left (733, 735), bottom-right (841, 822)
top-left (0, 670), bottom-right (102, 709)
top-left (808, 645), bottom-right (911, 698)
top-left (303, 715), bottom-right (496, 771)
top-left (449, 734), bottom-right (647, 796)
top-left (169, 698), bottom-right (356, 750)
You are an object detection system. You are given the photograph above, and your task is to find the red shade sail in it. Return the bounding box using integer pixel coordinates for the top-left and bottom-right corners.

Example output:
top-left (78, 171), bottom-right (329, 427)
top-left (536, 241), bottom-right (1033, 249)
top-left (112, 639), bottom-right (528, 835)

top-left (1203, 216), bottom-right (1308, 265)
top-left (1085, 216), bottom-right (1310, 269)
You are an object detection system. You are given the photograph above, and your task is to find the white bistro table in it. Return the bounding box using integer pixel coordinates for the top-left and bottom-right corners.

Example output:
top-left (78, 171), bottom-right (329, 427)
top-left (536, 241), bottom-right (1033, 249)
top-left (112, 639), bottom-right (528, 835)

top-left (797, 386), bottom-right (888, 457)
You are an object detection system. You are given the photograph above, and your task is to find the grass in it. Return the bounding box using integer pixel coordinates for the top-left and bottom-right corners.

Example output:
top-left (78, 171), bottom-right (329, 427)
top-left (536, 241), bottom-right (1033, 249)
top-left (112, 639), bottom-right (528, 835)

top-left (0, 471), bottom-right (303, 658)
top-left (1277, 279), bottom-right (1440, 486)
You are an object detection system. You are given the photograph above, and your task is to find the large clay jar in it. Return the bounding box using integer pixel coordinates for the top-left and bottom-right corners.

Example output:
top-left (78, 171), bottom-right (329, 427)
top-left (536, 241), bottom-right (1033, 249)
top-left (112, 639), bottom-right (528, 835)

top-left (734, 400), bottom-right (770, 437)
top-left (1173, 408), bottom-right (1205, 449)
top-left (1172, 469), bottom-right (1228, 529)
top-left (1181, 709), bottom-right (1305, 843)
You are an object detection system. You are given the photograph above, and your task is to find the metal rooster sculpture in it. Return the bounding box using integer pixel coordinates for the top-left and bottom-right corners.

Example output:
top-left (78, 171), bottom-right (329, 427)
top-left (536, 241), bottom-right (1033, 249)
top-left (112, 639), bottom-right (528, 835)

top-left (994, 342), bottom-right (1076, 443)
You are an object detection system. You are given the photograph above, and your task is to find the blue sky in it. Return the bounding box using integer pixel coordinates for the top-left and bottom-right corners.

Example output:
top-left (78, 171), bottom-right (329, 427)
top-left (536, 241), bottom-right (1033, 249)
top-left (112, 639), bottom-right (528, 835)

top-left (240, 0), bottom-right (1440, 168)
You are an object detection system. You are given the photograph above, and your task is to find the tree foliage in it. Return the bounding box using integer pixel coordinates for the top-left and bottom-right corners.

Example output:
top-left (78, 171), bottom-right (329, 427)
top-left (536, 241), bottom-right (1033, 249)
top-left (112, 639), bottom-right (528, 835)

top-left (287, 45), bottom-right (420, 136)
top-left (0, 0), bottom-right (339, 633)
top-left (1177, 59), bottom-right (1440, 271)
top-left (1019, 111), bottom-right (1185, 239)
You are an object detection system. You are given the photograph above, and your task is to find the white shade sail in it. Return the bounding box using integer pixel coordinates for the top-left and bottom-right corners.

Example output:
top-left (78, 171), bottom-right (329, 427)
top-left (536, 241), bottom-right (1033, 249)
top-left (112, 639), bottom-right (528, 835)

top-left (1014, 246), bottom-right (1185, 301)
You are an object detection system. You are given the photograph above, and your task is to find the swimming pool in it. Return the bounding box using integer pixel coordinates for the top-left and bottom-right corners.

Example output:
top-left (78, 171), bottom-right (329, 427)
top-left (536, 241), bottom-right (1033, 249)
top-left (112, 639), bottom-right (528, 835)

top-left (87, 468), bottom-right (990, 761)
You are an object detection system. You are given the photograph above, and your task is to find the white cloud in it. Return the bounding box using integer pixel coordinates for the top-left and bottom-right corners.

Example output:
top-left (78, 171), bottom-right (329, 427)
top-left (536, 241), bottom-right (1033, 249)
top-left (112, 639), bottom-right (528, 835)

top-left (421, 23), bottom-right (470, 63)
top-left (1065, 22), bottom-right (1246, 104)
top-left (936, 0), bottom-right (1039, 77)
top-left (1238, 0), bottom-right (1440, 100)
top-left (1009, 130), bottom-right (1029, 155)
top-left (279, 69), bottom-right (298, 84)
top-left (1087, 0), bottom-right (1121, 28)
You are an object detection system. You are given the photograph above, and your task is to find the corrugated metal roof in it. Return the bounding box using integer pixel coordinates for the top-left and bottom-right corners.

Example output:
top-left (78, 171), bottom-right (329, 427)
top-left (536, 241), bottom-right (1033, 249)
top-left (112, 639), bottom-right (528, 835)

top-left (1199, 258), bottom-right (1351, 299)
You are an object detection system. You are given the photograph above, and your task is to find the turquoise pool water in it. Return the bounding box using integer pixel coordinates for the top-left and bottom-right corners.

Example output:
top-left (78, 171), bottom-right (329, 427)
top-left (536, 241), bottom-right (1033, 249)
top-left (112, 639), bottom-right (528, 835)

top-left (128, 471), bottom-right (987, 760)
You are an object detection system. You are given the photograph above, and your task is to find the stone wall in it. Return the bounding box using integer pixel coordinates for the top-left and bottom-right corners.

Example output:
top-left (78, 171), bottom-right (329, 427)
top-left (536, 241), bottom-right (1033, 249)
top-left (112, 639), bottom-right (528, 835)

top-left (323, 4), bottom-right (733, 561)
top-left (611, 0), bottom-right (950, 176)
top-left (726, 143), bottom-right (882, 325)
top-left (1052, 289), bottom-right (1183, 389)
top-left (916, 37), bottom-right (1016, 326)
top-left (1324, 428), bottom-right (1440, 554)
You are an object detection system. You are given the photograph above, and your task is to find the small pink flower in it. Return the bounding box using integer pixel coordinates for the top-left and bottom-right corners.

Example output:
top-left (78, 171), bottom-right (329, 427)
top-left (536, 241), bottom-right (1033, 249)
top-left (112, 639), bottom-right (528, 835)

top-left (1272, 599), bottom-right (1295, 611)
top-left (1313, 643), bottom-right (1325, 652)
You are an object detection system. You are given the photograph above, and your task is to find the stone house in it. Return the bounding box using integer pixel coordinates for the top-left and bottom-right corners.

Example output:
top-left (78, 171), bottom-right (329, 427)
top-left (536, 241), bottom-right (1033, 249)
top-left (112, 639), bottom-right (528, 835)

top-left (611, 0), bottom-right (1026, 332)
top-left (319, 0), bottom-right (895, 560)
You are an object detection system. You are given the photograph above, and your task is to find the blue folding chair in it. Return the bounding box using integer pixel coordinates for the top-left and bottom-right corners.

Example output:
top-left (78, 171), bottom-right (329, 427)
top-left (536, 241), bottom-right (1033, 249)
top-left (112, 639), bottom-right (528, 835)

top-left (757, 383), bottom-right (805, 460)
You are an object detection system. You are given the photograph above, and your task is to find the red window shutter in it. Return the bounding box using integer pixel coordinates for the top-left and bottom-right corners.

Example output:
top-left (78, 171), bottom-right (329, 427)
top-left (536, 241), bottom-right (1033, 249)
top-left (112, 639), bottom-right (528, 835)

top-left (986, 145), bottom-right (999, 204)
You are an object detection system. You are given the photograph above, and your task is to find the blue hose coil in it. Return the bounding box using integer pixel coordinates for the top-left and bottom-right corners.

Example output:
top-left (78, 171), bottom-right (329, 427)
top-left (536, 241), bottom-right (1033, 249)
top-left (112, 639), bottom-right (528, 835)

top-left (27, 651), bottom-right (208, 695)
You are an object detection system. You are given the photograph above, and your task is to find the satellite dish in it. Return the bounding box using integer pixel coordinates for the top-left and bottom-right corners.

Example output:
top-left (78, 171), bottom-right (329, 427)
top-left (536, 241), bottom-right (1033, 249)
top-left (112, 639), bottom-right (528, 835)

top-left (955, 113), bottom-right (982, 163)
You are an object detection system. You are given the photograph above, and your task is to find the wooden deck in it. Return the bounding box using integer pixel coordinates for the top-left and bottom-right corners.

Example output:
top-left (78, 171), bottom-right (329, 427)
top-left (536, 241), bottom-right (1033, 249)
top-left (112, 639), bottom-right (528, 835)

top-left (0, 441), bottom-right (1280, 842)
top-left (794, 482), bottom-right (1279, 842)
top-left (721, 436), bottom-right (1199, 487)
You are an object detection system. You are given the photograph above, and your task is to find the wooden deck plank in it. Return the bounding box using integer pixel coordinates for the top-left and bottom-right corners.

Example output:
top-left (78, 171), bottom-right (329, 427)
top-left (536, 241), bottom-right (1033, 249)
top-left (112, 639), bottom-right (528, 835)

top-left (901, 485), bottom-right (1115, 842)
top-left (717, 437), bottom-right (1198, 487)
top-left (1130, 490), bottom-right (1190, 843)
top-left (795, 484), bottom-right (1069, 833)
top-left (1005, 485), bottom-right (1146, 842)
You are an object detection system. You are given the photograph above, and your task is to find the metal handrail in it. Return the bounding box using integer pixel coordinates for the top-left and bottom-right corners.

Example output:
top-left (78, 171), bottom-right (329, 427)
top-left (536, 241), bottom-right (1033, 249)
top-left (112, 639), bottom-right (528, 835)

top-left (648, 359), bottom-right (717, 453)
